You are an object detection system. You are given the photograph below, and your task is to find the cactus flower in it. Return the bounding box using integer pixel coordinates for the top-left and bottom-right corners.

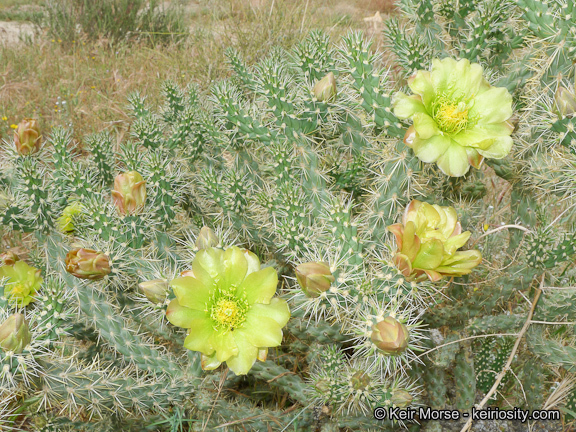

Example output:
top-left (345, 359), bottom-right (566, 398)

top-left (370, 316), bottom-right (410, 356)
top-left (313, 72), bottom-right (337, 102)
top-left (0, 313), bottom-right (31, 354)
top-left (0, 251), bottom-right (20, 266)
top-left (138, 279), bottom-right (169, 304)
top-left (112, 171), bottom-right (146, 215)
top-left (0, 261), bottom-right (42, 306)
top-left (387, 199), bottom-right (482, 282)
top-left (554, 87), bottom-right (576, 118)
top-left (57, 202), bottom-right (83, 233)
top-left (391, 389), bottom-right (413, 408)
top-left (166, 246), bottom-right (290, 375)
top-left (65, 248), bottom-right (112, 280)
top-left (196, 226), bottom-right (219, 250)
top-left (295, 262), bottom-right (335, 298)
top-left (14, 118), bottom-right (42, 156)
top-left (393, 58), bottom-right (514, 177)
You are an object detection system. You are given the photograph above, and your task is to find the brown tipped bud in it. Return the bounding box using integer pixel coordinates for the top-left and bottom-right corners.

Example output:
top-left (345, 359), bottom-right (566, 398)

top-left (196, 226), bottom-right (218, 250)
top-left (391, 389), bottom-right (413, 408)
top-left (370, 316), bottom-right (410, 355)
top-left (295, 262), bottom-right (335, 298)
top-left (313, 72), bottom-right (337, 102)
top-left (65, 248), bottom-right (112, 280)
top-left (0, 251), bottom-right (20, 266)
top-left (138, 279), bottom-right (169, 304)
top-left (554, 87), bottom-right (576, 118)
top-left (14, 118), bottom-right (42, 156)
top-left (112, 171), bottom-right (146, 215)
top-left (0, 313), bottom-right (32, 354)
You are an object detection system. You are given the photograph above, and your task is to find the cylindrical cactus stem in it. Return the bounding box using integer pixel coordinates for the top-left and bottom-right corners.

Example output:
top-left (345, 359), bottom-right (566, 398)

top-left (249, 360), bottom-right (308, 404)
top-left (423, 364), bottom-right (447, 409)
top-left (522, 356), bottom-right (546, 411)
top-left (454, 343), bottom-right (476, 410)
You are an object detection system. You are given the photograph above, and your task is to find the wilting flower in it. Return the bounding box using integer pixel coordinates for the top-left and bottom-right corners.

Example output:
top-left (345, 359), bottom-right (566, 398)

top-left (57, 202), bottom-right (83, 233)
top-left (65, 248), bottom-right (112, 280)
top-left (0, 251), bottom-right (20, 266)
top-left (14, 118), bottom-right (42, 156)
top-left (295, 262), bottom-right (335, 298)
top-left (313, 72), bottom-right (337, 102)
top-left (138, 279), bottom-right (169, 304)
top-left (112, 171), bottom-right (146, 215)
top-left (393, 58), bottom-right (514, 177)
top-left (0, 261), bottom-right (42, 306)
top-left (387, 199), bottom-right (482, 282)
top-left (0, 313), bottom-right (31, 354)
top-left (370, 316), bottom-right (410, 356)
top-left (166, 246), bottom-right (290, 375)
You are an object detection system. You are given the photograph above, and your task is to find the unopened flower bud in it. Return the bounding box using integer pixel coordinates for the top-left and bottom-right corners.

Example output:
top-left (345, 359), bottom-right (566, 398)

top-left (0, 313), bottom-right (31, 354)
top-left (295, 262), bottom-right (335, 298)
top-left (350, 371), bottom-right (371, 391)
top-left (112, 171), bottom-right (146, 215)
top-left (391, 389), bottom-right (413, 408)
top-left (0, 251), bottom-right (20, 266)
top-left (554, 87), bottom-right (576, 118)
top-left (14, 118), bottom-right (41, 156)
top-left (313, 72), bottom-right (337, 102)
top-left (196, 226), bottom-right (218, 250)
top-left (138, 279), bottom-right (169, 304)
top-left (65, 248), bottom-right (112, 280)
top-left (370, 316), bottom-right (410, 355)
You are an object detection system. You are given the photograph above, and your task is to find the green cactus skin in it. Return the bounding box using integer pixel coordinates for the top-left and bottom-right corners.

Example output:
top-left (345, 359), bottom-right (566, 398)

top-left (454, 343), bottom-right (477, 411)
top-left (522, 357), bottom-right (546, 411)
top-left (424, 365), bottom-right (447, 410)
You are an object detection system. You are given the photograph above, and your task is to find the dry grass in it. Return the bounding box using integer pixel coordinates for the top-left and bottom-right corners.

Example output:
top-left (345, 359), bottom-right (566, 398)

top-left (0, 0), bottom-right (396, 146)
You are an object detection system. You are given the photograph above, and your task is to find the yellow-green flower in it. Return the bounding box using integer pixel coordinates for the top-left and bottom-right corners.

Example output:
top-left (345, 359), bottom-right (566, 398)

top-left (0, 261), bottom-right (43, 306)
top-left (393, 58), bottom-right (514, 177)
top-left (57, 202), bottom-right (83, 232)
top-left (387, 200), bottom-right (482, 281)
top-left (166, 246), bottom-right (290, 375)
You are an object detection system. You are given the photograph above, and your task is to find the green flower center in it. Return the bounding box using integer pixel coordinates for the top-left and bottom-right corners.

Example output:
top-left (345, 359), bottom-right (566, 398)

top-left (433, 96), bottom-right (469, 134)
top-left (210, 295), bottom-right (248, 331)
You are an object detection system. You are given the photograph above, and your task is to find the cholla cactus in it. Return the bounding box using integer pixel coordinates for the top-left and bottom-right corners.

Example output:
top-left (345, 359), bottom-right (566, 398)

top-left (1, 7), bottom-right (576, 429)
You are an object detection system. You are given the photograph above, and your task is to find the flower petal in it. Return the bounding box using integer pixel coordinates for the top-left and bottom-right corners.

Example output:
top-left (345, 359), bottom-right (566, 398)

top-left (194, 248), bottom-right (224, 281)
top-left (408, 70), bottom-right (436, 108)
top-left (170, 276), bottom-right (210, 310)
top-left (412, 239), bottom-right (444, 270)
top-left (436, 140), bottom-right (470, 177)
top-left (238, 266), bottom-right (278, 305)
top-left (210, 329), bottom-right (238, 362)
top-left (166, 299), bottom-right (206, 328)
top-left (201, 352), bottom-right (222, 370)
top-left (192, 257), bottom-right (216, 289)
top-left (476, 136), bottom-right (513, 159)
top-left (443, 231), bottom-right (471, 255)
top-left (412, 134), bottom-right (451, 163)
top-left (223, 246), bottom-right (248, 288)
top-left (240, 313), bottom-right (284, 347)
top-left (183, 318), bottom-right (216, 355)
top-left (413, 113), bottom-right (440, 140)
top-left (226, 332), bottom-right (258, 375)
top-left (248, 298), bottom-right (290, 327)
top-left (469, 86), bottom-right (513, 124)
top-left (392, 93), bottom-right (427, 119)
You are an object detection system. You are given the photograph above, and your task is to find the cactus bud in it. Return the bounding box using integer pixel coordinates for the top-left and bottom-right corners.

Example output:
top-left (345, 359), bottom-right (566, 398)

top-left (370, 316), bottom-right (410, 355)
top-left (138, 279), bottom-right (169, 304)
top-left (554, 87), bottom-right (576, 118)
top-left (0, 313), bottom-right (31, 354)
top-left (0, 251), bottom-right (20, 266)
top-left (391, 389), bottom-right (413, 408)
top-left (350, 371), bottom-right (371, 391)
top-left (111, 171), bottom-right (146, 215)
top-left (313, 72), bottom-right (337, 102)
top-left (295, 262), bottom-right (335, 298)
top-left (65, 248), bottom-right (112, 280)
top-left (14, 118), bottom-right (41, 156)
top-left (57, 202), bottom-right (83, 233)
top-left (196, 226), bottom-right (218, 250)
